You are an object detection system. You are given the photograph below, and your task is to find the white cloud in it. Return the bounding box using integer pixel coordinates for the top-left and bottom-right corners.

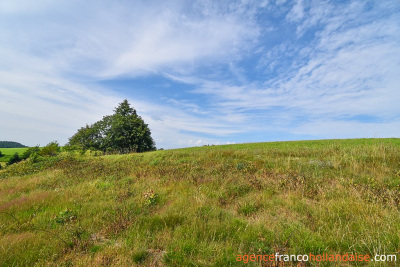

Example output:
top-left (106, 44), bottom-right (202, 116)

top-left (293, 120), bottom-right (400, 139)
top-left (0, 0), bottom-right (259, 79)
top-left (0, 70), bottom-right (120, 146)
top-left (0, 0), bottom-right (260, 147)
top-left (105, 6), bottom-right (259, 77)
top-left (185, 0), bottom-right (400, 137)
top-left (0, 0), bottom-right (399, 148)
top-left (286, 0), bottom-right (304, 22)
top-left (0, 0), bottom-right (59, 14)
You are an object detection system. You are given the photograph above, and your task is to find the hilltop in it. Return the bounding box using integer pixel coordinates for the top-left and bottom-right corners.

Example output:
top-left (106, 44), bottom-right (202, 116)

top-left (0, 138), bottom-right (399, 266)
top-left (0, 141), bottom-right (27, 148)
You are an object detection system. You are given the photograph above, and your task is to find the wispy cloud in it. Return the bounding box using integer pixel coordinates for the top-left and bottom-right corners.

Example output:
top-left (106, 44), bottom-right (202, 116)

top-left (185, 0), bottom-right (400, 138)
top-left (0, 0), bottom-right (260, 147)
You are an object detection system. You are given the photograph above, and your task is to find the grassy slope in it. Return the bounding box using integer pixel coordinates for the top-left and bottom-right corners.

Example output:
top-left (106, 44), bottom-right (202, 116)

top-left (0, 138), bottom-right (400, 266)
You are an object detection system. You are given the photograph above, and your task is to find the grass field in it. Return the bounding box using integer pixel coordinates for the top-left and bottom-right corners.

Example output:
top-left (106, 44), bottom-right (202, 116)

top-left (0, 138), bottom-right (400, 266)
top-left (0, 147), bottom-right (29, 167)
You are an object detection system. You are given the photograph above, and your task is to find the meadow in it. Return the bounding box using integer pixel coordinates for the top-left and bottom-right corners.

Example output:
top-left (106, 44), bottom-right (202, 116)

top-left (0, 138), bottom-right (399, 266)
top-left (0, 148), bottom-right (28, 167)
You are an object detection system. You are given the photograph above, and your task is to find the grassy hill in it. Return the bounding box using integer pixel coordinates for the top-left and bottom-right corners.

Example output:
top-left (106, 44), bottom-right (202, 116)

top-left (0, 139), bottom-right (399, 266)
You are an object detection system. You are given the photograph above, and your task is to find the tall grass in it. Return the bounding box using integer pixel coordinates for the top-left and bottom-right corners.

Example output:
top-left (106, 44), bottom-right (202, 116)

top-left (0, 138), bottom-right (399, 266)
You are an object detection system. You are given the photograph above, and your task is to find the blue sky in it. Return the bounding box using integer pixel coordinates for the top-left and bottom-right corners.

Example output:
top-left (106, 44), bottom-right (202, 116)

top-left (0, 0), bottom-right (399, 148)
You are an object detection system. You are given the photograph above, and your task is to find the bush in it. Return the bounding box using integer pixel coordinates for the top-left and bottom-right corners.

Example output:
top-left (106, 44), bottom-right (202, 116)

top-left (40, 141), bottom-right (61, 157)
top-left (21, 146), bottom-right (41, 160)
top-left (7, 152), bottom-right (21, 166)
top-left (0, 150), bottom-right (4, 158)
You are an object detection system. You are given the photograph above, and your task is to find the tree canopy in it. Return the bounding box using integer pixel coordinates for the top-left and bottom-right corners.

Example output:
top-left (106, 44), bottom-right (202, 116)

top-left (68, 100), bottom-right (156, 153)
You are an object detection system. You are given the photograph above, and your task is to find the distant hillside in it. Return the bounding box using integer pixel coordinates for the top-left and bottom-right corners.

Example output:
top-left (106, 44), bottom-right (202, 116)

top-left (0, 141), bottom-right (27, 148)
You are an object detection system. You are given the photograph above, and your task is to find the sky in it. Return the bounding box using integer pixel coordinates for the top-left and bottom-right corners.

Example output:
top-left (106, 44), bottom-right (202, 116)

top-left (0, 0), bottom-right (399, 149)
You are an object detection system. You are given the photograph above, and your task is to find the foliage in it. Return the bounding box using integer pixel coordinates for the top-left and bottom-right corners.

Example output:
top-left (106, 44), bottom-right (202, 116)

top-left (21, 146), bottom-right (41, 160)
top-left (0, 141), bottom-right (27, 148)
top-left (0, 153), bottom-right (71, 179)
top-left (68, 99), bottom-right (156, 153)
top-left (143, 190), bottom-right (159, 206)
top-left (6, 152), bottom-right (21, 166)
top-left (1, 138), bottom-right (400, 266)
top-left (0, 145), bottom-right (60, 168)
top-left (40, 141), bottom-right (61, 157)
top-left (0, 150), bottom-right (4, 157)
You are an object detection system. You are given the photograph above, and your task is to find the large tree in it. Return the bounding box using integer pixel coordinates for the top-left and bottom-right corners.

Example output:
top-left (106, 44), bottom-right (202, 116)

top-left (68, 100), bottom-right (156, 153)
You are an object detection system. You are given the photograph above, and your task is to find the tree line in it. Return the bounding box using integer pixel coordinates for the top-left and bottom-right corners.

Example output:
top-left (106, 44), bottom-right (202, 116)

top-left (0, 141), bottom-right (27, 148)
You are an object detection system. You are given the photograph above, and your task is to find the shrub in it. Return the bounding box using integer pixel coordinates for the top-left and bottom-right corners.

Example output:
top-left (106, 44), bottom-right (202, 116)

top-left (40, 141), bottom-right (61, 157)
top-left (21, 146), bottom-right (41, 160)
top-left (6, 152), bottom-right (21, 166)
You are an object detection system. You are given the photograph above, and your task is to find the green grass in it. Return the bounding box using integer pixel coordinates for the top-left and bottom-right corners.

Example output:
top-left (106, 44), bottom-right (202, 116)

top-left (0, 147), bottom-right (29, 166)
top-left (0, 138), bottom-right (400, 266)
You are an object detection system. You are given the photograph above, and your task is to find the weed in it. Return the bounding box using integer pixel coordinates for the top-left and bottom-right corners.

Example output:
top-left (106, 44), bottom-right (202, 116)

top-left (54, 209), bottom-right (77, 225)
top-left (90, 245), bottom-right (102, 253)
top-left (143, 189), bottom-right (159, 206)
top-left (132, 250), bottom-right (149, 263)
top-left (237, 201), bottom-right (260, 216)
top-left (226, 184), bottom-right (252, 199)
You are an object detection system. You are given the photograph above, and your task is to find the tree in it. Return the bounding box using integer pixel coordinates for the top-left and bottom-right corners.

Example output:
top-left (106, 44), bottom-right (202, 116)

top-left (0, 150), bottom-right (4, 158)
top-left (68, 100), bottom-right (156, 153)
